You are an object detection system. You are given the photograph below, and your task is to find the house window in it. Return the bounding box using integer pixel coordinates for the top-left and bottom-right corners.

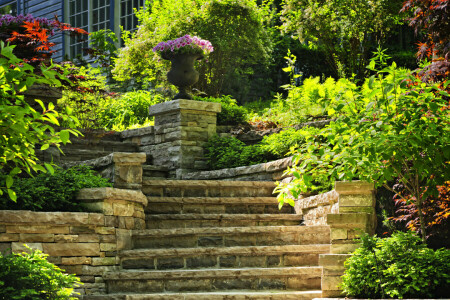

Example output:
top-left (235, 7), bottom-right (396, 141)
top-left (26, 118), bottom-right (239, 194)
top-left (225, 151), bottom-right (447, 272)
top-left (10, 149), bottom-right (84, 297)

top-left (120, 0), bottom-right (142, 32)
top-left (0, 1), bottom-right (17, 15)
top-left (65, 0), bottom-right (144, 59)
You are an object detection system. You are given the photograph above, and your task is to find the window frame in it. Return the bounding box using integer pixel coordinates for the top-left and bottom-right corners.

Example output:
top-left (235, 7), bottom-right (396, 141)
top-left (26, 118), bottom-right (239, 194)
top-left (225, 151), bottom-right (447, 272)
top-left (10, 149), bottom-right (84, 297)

top-left (64, 0), bottom-right (144, 59)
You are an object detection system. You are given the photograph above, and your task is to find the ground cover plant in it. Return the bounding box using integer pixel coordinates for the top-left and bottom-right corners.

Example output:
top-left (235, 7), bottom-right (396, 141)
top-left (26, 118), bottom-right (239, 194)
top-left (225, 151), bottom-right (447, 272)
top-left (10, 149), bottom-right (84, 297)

top-left (0, 247), bottom-right (81, 299)
top-left (0, 165), bottom-right (111, 212)
top-left (341, 231), bottom-right (450, 298)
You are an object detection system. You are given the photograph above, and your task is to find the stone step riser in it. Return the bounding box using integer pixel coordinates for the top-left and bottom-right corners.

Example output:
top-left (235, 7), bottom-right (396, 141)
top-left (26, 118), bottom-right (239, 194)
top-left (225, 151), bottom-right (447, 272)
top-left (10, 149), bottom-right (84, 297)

top-left (83, 291), bottom-right (322, 300)
top-left (142, 186), bottom-right (275, 198)
top-left (143, 170), bottom-right (169, 178)
top-left (122, 252), bottom-right (321, 270)
top-left (106, 276), bottom-right (321, 294)
top-left (146, 203), bottom-right (294, 215)
top-left (133, 232), bottom-right (329, 249)
top-left (146, 219), bottom-right (301, 229)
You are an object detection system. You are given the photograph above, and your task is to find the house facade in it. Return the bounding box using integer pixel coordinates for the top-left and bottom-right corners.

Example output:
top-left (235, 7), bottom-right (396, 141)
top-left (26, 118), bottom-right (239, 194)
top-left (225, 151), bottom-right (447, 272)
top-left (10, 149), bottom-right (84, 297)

top-left (0, 0), bottom-right (144, 61)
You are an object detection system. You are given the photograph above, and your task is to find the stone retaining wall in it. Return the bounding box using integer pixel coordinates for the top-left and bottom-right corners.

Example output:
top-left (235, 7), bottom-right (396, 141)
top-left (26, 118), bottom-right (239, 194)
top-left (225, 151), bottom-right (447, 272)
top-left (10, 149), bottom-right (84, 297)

top-left (0, 187), bottom-right (147, 297)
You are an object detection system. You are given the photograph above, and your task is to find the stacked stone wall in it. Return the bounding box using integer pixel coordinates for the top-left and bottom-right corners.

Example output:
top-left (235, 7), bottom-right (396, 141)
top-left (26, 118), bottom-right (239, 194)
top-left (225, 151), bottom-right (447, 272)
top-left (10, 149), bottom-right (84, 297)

top-left (0, 188), bottom-right (146, 297)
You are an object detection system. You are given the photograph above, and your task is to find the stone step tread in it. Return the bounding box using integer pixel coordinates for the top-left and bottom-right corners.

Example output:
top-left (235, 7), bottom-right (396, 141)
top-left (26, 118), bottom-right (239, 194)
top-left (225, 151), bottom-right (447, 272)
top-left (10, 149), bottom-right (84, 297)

top-left (146, 214), bottom-right (302, 221)
top-left (143, 165), bottom-right (170, 171)
top-left (83, 290), bottom-right (322, 299)
top-left (142, 180), bottom-right (276, 188)
top-left (104, 266), bottom-right (322, 280)
top-left (133, 225), bottom-right (329, 237)
top-left (147, 197), bottom-right (279, 204)
top-left (61, 148), bottom-right (113, 154)
top-left (120, 244), bottom-right (331, 258)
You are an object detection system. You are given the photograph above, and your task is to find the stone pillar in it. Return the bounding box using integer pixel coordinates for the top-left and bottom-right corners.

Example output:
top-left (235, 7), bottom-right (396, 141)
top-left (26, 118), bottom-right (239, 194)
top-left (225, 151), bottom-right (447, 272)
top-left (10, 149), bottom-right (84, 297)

top-left (94, 152), bottom-right (146, 190)
top-left (319, 181), bottom-right (376, 297)
top-left (77, 187), bottom-right (148, 232)
top-left (148, 99), bottom-right (221, 178)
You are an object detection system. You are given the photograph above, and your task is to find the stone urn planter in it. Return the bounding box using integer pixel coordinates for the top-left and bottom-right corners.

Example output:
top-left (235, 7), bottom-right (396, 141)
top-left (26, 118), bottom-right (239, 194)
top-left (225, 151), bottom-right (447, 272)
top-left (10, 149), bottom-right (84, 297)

top-left (163, 52), bottom-right (203, 100)
top-left (153, 35), bottom-right (214, 100)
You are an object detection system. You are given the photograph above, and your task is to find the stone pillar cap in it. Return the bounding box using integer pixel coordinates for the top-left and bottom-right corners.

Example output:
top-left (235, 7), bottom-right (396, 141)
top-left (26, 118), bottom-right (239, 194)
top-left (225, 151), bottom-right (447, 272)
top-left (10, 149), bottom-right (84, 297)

top-left (335, 181), bottom-right (374, 195)
top-left (149, 99), bottom-right (221, 116)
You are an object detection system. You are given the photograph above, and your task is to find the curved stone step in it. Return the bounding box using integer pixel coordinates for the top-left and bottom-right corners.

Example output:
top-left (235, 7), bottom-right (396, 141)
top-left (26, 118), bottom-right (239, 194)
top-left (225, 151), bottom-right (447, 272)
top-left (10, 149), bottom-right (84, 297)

top-left (104, 267), bottom-right (322, 294)
top-left (132, 226), bottom-right (330, 249)
top-left (83, 290), bottom-right (322, 299)
top-left (146, 197), bottom-right (294, 215)
top-left (142, 180), bottom-right (276, 198)
top-left (120, 244), bottom-right (330, 270)
top-left (146, 214), bottom-right (303, 229)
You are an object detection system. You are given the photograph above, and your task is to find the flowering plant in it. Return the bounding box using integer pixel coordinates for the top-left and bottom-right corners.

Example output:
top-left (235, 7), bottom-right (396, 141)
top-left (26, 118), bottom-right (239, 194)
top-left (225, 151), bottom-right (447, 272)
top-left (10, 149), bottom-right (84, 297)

top-left (152, 34), bottom-right (214, 59)
top-left (0, 14), bottom-right (88, 64)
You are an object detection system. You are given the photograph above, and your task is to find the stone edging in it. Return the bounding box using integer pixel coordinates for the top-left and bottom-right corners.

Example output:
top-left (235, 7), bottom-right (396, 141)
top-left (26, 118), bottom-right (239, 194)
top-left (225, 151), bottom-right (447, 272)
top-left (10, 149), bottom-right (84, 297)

top-left (182, 157), bottom-right (293, 181)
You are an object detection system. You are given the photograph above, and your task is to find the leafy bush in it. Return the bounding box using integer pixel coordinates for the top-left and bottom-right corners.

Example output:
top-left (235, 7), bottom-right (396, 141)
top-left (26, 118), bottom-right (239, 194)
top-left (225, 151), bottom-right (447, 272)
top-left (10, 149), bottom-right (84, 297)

top-left (204, 135), bottom-right (273, 169)
top-left (275, 49), bottom-right (449, 241)
top-left (0, 247), bottom-right (81, 299)
top-left (98, 90), bottom-right (165, 130)
top-left (0, 43), bottom-right (79, 201)
top-left (0, 166), bottom-right (112, 212)
top-left (342, 232), bottom-right (450, 299)
top-left (259, 127), bottom-right (320, 157)
top-left (194, 95), bottom-right (247, 125)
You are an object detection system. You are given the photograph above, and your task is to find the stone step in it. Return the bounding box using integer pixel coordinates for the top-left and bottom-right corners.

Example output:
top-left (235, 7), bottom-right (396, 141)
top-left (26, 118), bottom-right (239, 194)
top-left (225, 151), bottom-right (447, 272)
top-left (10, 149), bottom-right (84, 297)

top-left (142, 165), bottom-right (169, 178)
top-left (145, 197), bottom-right (294, 214)
top-left (120, 244), bottom-right (330, 270)
top-left (132, 226), bottom-right (330, 249)
top-left (83, 290), bottom-right (322, 299)
top-left (60, 148), bottom-right (114, 161)
top-left (142, 180), bottom-right (276, 198)
top-left (103, 267), bottom-right (322, 294)
top-left (146, 214), bottom-right (303, 229)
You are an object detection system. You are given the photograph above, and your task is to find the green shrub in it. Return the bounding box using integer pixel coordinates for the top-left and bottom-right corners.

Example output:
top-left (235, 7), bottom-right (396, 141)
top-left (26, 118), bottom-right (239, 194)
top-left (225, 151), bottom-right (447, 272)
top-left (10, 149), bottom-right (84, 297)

top-left (342, 232), bottom-right (450, 299)
top-left (0, 247), bottom-right (81, 299)
top-left (204, 135), bottom-right (272, 169)
top-left (113, 0), bottom-right (273, 102)
top-left (259, 127), bottom-right (320, 157)
top-left (98, 90), bottom-right (165, 130)
top-left (194, 95), bottom-right (248, 125)
top-left (0, 166), bottom-right (112, 212)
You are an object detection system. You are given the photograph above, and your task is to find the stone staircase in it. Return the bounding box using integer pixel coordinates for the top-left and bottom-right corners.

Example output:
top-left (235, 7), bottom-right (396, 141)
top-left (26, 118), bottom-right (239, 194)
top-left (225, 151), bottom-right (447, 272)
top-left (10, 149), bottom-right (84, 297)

top-left (84, 180), bottom-right (330, 299)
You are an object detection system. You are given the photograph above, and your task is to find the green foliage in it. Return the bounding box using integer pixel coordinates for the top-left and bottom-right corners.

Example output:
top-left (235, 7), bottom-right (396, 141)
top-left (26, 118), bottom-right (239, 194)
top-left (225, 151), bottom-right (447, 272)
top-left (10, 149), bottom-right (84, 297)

top-left (342, 232), bottom-right (450, 298)
top-left (98, 90), bottom-right (165, 130)
top-left (59, 64), bottom-right (165, 130)
top-left (259, 127), bottom-right (320, 157)
top-left (86, 29), bottom-right (119, 81)
top-left (275, 48), bottom-right (450, 241)
top-left (194, 95), bottom-right (247, 125)
top-left (280, 0), bottom-right (405, 79)
top-left (0, 42), bottom-right (80, 201)
top-left (255, 52), bottom-right (357, 126)
top-left (0, 166), bottom-right (112, 212)
top-left (59, 65), bottom-right (109, 129)
top-left (113, 0), bottom-right (273, 101)
top-left (0, 247), bottom-right (81, 299)
top-left (204, 135), bottom-right (273, 169)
